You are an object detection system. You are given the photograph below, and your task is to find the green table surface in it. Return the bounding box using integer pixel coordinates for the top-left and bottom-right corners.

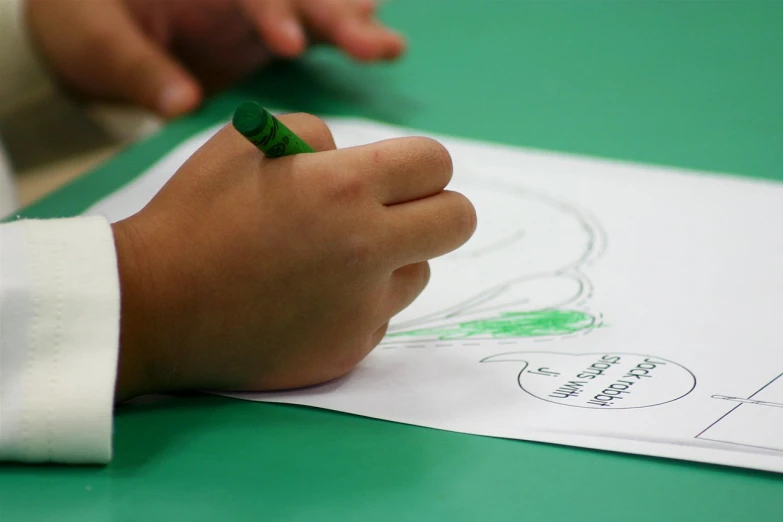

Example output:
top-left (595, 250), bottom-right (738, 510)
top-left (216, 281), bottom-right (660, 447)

top-left (3, 1), bottom-right (783, 520)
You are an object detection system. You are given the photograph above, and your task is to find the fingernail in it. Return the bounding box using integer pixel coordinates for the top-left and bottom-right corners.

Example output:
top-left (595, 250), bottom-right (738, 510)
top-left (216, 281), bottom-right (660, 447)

top-left (157, 82), bottom-right (194, 117)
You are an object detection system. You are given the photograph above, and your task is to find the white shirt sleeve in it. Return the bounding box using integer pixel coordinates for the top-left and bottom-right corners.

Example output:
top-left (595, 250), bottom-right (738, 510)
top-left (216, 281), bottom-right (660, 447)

top-left (0, 0), bottom-right (52, 117)
top-left (0, 216), bottom-right (120, 464)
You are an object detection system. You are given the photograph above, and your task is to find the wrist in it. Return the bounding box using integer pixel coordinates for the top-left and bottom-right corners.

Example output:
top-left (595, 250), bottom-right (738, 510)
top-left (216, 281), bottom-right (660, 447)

top-left (112, 219), bottom-right (164, 402)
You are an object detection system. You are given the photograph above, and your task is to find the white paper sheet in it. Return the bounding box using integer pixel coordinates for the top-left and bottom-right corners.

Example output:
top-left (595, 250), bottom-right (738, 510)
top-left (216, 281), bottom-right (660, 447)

top-left (87, 119), bottom-right (783, 473)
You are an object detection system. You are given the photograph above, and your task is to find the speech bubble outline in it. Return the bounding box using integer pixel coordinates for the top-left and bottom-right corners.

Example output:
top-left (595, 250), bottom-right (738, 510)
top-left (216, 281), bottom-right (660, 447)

top-left (482, 351), bottom-right (696, 410)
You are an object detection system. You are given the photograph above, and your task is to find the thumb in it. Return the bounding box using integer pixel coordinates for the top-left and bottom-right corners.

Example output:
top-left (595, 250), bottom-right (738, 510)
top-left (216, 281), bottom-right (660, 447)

top-left (31, 0), bottom-right (203, 118)
top-left (92, 4), bottom-right (201, 117)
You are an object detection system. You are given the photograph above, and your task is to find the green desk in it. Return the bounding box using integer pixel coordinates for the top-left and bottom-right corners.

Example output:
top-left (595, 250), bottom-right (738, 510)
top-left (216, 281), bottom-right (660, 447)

top-left (3, 1), bottom-right (782, 520)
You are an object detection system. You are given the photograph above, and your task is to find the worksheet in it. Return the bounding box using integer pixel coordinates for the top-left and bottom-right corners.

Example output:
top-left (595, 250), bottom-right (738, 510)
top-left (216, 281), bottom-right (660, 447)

top-left (87, 118), bottom-right (783, 474)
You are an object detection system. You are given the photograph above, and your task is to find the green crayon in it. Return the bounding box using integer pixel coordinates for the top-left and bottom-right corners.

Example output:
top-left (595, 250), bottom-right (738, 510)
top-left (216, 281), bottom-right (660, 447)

top-left (232, 101), bottom-right (315, 158)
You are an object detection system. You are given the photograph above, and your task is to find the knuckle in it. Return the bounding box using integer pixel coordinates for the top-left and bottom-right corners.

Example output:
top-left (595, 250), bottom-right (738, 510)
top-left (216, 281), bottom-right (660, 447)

top-left (328, 169), bottom-right (368, 204)
top-left (331, 332), bottom-right (381, 377)
top-left (371, 323), bottom-right (389, 347)
top-left (287, 113), bottom-right (335, 151)
top-left (283, 111), bottom-right (314, 122)
top-left (340, 231), bottom-right (376, 268)
top-left (415, 262), bottom-right (431, 292)
top-left (298, 113), bottom-right (330, 135)
top-left (329, 353), bottom-right (362, 379)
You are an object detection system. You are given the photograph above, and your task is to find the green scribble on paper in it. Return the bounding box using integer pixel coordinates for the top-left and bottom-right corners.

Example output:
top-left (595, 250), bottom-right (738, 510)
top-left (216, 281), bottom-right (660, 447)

top-left (388, 310), bottom-right (596, 340)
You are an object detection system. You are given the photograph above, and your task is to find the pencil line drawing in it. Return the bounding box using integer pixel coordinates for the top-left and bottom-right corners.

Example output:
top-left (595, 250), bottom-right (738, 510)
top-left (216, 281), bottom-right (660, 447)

top-left (695, 371), bottom-right (783, 453)
top-left (382, 181), bottom-right (605, 345)
top-left (711, 395), bottom-right (783, 409)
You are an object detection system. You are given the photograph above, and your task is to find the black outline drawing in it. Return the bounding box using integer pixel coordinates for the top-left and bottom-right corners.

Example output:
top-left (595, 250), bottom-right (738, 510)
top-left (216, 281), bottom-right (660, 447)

top-left (695, 371), bottom-right (783, 452)
top-left (711, 395), bottom-right (783, 408)
top-left (481, 351), bottom-right (697, 410)
top-left (382, 181), bottom-right (606, 346)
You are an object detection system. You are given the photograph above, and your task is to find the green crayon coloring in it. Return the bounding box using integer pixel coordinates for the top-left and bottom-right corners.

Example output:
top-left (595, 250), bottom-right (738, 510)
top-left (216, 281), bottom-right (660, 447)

top-left (386, 309), bottom-right (597, 340)
top-left (232, 101), bottom-right (315, 158)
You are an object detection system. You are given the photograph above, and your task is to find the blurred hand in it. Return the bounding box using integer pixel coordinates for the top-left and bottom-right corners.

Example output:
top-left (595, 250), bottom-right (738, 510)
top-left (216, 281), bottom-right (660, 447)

top-left (26, 0), bottom-right (405, 117)
top-left (112, 114), bottom-right (475, 401)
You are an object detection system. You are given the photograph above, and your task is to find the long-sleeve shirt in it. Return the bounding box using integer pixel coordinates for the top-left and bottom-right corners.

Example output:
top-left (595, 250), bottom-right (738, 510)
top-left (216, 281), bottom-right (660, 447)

top-left (0, 0), bottom-right (121, 464)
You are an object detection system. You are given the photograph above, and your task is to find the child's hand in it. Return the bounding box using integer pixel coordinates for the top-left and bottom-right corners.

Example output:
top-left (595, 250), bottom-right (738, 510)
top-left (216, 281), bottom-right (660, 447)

top-left (26, 0), bottom-right (405, 116)
top-left (112, 114), bottom-right (476, 401)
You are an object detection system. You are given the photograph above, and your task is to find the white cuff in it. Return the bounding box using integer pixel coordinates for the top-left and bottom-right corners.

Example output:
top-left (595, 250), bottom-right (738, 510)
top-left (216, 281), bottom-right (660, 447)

top-left (0, 216), bottom-right (120, 464)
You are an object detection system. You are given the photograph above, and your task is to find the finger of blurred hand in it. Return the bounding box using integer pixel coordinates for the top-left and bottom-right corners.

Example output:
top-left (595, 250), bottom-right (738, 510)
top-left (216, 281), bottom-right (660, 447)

top-left (94, 1), bottom-right (199, 116)
top-left (239, 0), bottom-right (306, 57)
top-left (384, 190), bottom-right (477, 266)
top-left (336, 137), bottom-right (453, 205)
top-left (298, 0), bottom-right (405, 61)
top-left (336, 19), bottom-right (406, 61)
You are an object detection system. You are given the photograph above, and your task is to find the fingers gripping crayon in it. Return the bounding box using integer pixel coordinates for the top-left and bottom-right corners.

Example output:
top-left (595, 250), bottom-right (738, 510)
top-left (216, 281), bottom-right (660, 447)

top-left (232, 102), bottom-right (315, 158)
